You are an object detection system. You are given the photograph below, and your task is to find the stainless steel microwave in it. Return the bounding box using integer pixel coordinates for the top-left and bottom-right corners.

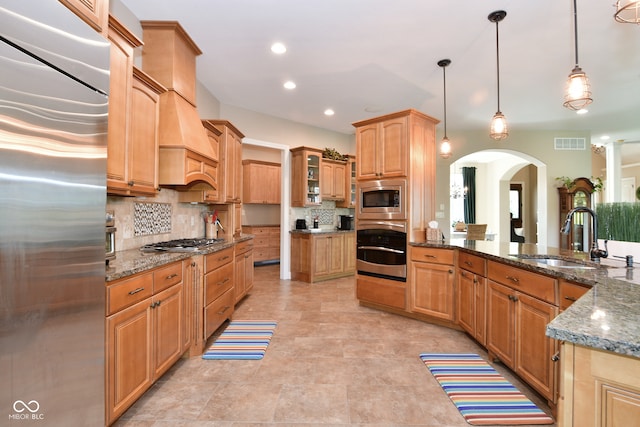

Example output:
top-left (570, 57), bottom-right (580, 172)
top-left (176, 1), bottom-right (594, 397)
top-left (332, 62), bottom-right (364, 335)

top-left (358, 179), bottom-right (406, 220)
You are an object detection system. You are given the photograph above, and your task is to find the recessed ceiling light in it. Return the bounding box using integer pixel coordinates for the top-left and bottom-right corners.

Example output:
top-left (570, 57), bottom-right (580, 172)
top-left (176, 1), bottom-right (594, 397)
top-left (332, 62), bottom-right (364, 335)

top-left (271, 42), bottom-right (286, 54)
top-left (324, 109), bottom-right (335, 116)
top-left (283, 81), bottom-right (296, 90)
top-left (600, 135), bottom-right (610, 140)
top-left (576, 108), bottom-right (589, 115)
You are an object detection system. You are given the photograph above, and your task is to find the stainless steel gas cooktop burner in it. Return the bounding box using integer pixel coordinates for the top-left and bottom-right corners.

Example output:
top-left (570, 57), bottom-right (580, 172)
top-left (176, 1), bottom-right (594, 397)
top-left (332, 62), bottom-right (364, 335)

top-left (140, 238), bottom-right (225, 253)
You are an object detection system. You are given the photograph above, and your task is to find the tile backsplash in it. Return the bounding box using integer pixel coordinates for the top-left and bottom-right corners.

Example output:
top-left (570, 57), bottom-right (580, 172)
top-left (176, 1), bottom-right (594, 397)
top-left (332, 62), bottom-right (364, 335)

top-left (107, 189), bottom-right (207, 251)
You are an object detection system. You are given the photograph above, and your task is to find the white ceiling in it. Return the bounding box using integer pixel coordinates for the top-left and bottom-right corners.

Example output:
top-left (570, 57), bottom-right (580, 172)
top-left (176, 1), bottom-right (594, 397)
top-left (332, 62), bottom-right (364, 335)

top-left (120, 0), bottom-right (640, 158)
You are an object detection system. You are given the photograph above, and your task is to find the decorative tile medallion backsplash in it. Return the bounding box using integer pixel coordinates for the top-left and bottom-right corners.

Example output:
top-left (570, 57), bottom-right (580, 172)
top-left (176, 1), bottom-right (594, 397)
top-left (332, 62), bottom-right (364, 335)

top-left (134, 202), bottom-right (172, 236)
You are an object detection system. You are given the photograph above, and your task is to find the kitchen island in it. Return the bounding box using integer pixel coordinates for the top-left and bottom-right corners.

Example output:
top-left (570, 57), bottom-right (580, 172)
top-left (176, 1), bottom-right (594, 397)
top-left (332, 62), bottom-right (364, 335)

top-left (409, 239), bottom-right (640, 426)
top-left (290, 229), bottom-right (356, 283)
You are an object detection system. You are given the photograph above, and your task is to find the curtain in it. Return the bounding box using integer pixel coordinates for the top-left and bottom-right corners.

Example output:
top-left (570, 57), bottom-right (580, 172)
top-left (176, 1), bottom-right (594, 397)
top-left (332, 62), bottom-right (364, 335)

top-left (463, 167), bottom-right (476, 224)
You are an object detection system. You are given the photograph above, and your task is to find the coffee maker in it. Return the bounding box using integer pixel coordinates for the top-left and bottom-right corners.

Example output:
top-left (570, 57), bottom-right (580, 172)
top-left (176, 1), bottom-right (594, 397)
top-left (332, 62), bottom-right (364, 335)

top-left (338, 215), bottom-right (354, 230)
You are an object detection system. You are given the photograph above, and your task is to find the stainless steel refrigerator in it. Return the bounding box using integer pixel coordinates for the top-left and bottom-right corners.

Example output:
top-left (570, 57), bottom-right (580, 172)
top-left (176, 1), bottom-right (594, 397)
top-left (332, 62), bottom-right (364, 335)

top-left (0, 1), bottom-right (109, 425)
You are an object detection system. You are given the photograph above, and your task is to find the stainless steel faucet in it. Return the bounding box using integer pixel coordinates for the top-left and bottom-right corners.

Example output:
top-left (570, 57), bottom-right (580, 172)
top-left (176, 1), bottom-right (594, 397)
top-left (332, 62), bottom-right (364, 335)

top-left (561, 206), bottom-right (608, 262)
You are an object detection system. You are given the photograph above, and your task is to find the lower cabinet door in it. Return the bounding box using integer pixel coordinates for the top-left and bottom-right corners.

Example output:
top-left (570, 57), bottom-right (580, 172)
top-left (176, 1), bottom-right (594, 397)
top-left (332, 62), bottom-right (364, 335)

top-left (486, 280), bottom-right (516, 368)
top-left (411, 262), bottom-right (455, 321)
top-left (516, 292), bottom-right (558, 402)
top-left (152, 284), bottom-right (183, 379)
top-left (107, 298), bottom-right (153, 424)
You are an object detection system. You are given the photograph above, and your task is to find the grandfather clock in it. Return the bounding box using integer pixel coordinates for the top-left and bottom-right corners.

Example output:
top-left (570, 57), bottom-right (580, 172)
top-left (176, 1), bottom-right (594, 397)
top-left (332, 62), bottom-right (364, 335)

top-left (558, 177), bottom-right (596, 251)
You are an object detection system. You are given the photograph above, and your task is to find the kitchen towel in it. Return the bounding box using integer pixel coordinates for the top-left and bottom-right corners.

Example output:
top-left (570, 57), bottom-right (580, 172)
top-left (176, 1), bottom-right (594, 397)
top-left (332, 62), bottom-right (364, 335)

top-left (419, 353), bottom-right (554, 425)
top-left (203, 320), bottom-right (277, 360)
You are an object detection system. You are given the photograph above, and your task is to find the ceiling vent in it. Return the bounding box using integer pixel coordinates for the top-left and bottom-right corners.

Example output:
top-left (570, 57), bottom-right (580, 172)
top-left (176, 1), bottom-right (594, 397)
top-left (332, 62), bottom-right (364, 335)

top-left (554, 137), bottom-right (586, 150)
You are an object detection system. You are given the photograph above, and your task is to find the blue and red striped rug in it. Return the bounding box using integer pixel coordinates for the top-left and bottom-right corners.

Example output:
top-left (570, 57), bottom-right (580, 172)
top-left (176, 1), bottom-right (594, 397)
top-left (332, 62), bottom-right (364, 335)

top-left (202, 320), bottom-right (277, 360)
top-left (419, 353), bottom-right (554, 425)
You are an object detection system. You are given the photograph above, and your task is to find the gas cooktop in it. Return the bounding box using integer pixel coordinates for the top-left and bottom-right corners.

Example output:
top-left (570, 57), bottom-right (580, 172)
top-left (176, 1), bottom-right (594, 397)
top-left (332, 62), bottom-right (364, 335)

top-left (140, 238), bottom-right (225, 253)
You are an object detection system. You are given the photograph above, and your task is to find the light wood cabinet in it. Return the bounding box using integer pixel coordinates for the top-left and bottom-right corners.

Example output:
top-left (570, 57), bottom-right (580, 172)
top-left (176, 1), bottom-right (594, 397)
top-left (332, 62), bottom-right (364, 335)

top-left (107, 16), bottom-right (151, 197)
top-left (177, 121), bottom-right (221, 204)
top-left (321, 159), bottom-right (346, 201)
top-left (243, 160), bottom-right (281, 204)
top-left (336, 155), bottom-right (356, 208)
top-left (354, 115), bottom-right (407, 179)
top-left (291, 232), bottom-right (355, 283)
top-left (207, 120), bottom-right (243, 204)
top-left (344, 231), bottom-right (356, 273)
top-left (487, 261), bottom-right (558, 404)
top-left (457, 252), bottom-right (487, 346)
top-left (409, 247), bottom-right (456, 321)
top-left (243, 226), bottom-right (280, 263)
top-left (106, 260), bottom-right (184, 425)
top-left (60, 0), bottom-right (108, 35)
top-left (107, 20), bottom-right (165, 197)
top-left (203, 247), bottom-right (235, 341)
top-left (291, 147), bottom-right (322, 207)
top-left (559, 343), bottom-right (640, 427)
top-left (234, 239), bottom-right (254, 303)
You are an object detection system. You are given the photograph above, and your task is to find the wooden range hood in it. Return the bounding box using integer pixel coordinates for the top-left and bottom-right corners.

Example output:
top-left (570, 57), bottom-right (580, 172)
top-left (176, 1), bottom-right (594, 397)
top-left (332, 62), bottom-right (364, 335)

top-left (141, 21), bottom-right (217, 189)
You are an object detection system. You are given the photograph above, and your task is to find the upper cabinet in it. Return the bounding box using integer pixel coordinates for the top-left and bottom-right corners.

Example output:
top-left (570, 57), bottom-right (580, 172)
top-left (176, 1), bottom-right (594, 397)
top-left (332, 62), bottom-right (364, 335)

top-left (60, 0), bottom-right (108, 36)
top-left (243, 160), bottom-right (281, 204)
top-left (206, 120), bottom-right (244, 204)
top-left (320, 159), bottom-right (346, 201)
top-left (354, 115), bottom-right (408, 180)
top-left (107, 16), bottom-right (166, 197)
top-left (291, 147), bottom-right (322, 207)
top-left (336, 155), bottom-right (356, 208)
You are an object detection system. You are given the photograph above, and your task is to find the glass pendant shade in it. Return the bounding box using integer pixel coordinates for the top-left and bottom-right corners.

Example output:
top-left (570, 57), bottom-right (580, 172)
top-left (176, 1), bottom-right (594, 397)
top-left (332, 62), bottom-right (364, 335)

top-left (490, 111), bottom-right (508, 140)
top-left (614, 0), bottom-right (640, 24)
top-left (440, 137), bottom-right (452, 159)
top-left (563, 66), bottom-right (592, 110)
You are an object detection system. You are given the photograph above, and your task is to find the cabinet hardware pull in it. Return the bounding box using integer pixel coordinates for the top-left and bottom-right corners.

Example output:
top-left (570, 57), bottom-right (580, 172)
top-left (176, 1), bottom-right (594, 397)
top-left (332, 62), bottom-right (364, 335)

top-left (464, 261), bottom-right (473, 266)
top-left (191, 262), bottom-right (196, 267)
top-left (128, 287), bottom-right (145, 295)
top-left (165, 273), bottom-right (178, 280)
top-left (217, 278), bottom-right (230, 286)
top-left (564, 296), bottom-right (577, 301)
top-left (551, 351), bottom-right (560, 362)
top-left (127, 180), bottom-right (134, 186)
top-left (218, 255), bottom-right (230, 261)
top-left (218, 306), bottom-right (231, 314)
top-left (473, 279), bottom-right (478, 284)
top-left (448, 269), bottom-right (454, 274)
top-left (506, 275), bottom-right (520, 284)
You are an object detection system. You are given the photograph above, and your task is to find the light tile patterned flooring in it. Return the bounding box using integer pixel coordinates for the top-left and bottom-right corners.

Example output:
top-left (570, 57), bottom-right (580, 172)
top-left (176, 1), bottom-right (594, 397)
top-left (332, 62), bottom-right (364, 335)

top-left (114, 264), bottom-right (556, 427)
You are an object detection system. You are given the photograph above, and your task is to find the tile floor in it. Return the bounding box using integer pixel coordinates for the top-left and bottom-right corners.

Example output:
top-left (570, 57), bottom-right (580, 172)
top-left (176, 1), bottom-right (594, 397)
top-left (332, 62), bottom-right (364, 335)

top-left (114, 264), bottom-right (556, 427)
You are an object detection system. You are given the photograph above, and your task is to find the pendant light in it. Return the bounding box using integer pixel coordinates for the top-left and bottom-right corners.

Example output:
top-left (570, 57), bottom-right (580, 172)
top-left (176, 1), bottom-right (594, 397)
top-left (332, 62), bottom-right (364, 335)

top-left (563, 0), bottom-right (592, 111)
top-left (614, 1), bottom-right (640, 24)
top-left (488, 10), bottom-right (508, 141)
top-left (438, 59), bottom-right (452, 159)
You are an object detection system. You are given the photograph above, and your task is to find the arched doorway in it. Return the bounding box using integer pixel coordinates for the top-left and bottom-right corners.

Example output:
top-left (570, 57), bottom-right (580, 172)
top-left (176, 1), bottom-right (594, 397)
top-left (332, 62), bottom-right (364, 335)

top-left (449, 150), bottom-right (548, 245)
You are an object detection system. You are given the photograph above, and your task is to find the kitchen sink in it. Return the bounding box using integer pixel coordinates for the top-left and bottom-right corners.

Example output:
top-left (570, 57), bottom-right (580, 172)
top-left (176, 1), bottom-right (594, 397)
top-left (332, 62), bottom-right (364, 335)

top-left (512, 255), bottom-right (598, 269)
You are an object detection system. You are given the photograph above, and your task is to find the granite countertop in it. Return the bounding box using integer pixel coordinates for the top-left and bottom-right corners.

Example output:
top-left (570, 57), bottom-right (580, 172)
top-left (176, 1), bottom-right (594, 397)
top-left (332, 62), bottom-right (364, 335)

top-left (411, 239), bottom-right (640, 358)
top-left (106, 234), bottom-right (253, 282)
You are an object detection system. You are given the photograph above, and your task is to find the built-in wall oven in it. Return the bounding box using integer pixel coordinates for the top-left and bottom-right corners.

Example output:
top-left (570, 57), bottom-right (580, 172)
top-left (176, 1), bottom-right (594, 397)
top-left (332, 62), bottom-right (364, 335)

top-left (358, 179), bottom-right (406, 220)
top-left (357, 221), bottom-right (407, 282)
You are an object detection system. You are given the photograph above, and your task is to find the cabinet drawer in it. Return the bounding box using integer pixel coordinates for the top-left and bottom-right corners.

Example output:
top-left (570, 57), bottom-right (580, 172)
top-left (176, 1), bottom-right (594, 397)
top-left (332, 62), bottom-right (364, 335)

top-left (204, 246), bottom-right (234, 274)
top-left (488, 261), bottom-right (557, 304)
top-left (559, 280), bottom-right (590, 311)
top-left (235, 239), bottom-right (253, 255)
top-left (268, 227), bottom-right (281, 237)
top-left (107, 273), bottom-right (153, 315)
top-left (411, 247), bottom-right (454, 265)
top-left (458, 251), bottom-right (487, 276)
top-left (253, 236), bottom-right (269, 247)
top-left (153, 261), bottom-right (183, 293)
top-left (205, 262), bottom-right (234, 305)
top-left (204, 288), bottom-right (234, 338)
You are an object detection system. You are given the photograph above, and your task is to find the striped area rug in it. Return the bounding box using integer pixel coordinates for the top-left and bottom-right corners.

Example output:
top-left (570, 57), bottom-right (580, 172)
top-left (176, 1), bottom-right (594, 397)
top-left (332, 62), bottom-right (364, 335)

top-left (419, 353), bottom-right (554, 425)
top-left (202, 320), bottom-right (277, 360)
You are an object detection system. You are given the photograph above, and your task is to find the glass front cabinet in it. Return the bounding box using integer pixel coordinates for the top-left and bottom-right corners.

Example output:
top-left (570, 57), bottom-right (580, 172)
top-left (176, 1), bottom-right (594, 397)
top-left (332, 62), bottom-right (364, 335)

top-left (291, 147), bottom-right (322, 207)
